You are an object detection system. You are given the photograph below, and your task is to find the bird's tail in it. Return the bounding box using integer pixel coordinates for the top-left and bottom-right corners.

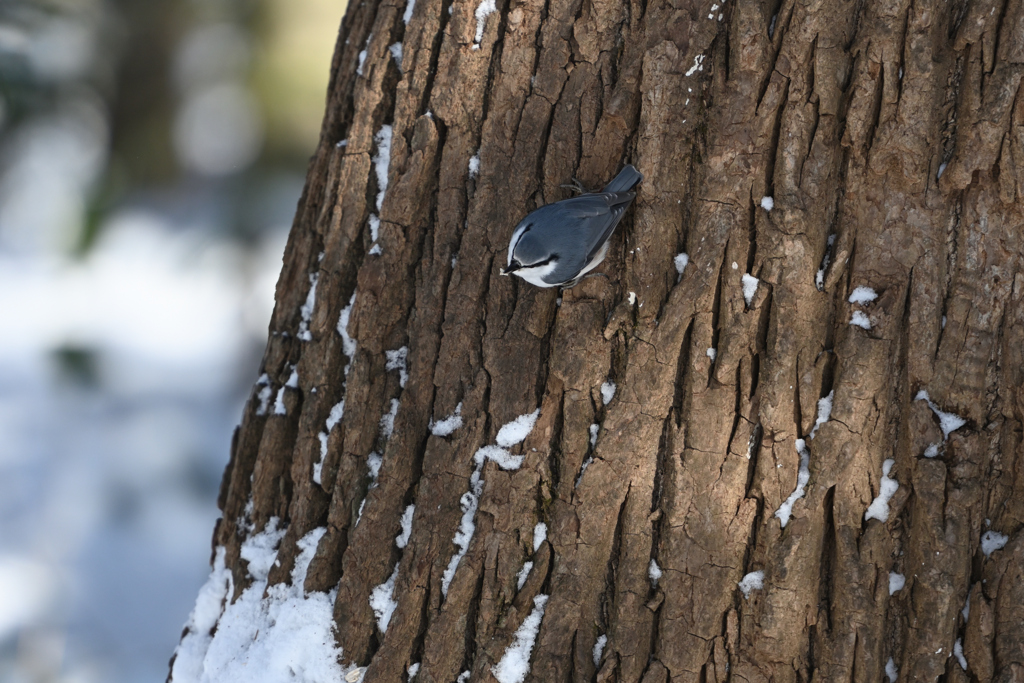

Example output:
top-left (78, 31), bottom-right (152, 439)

top-left (603, 164), bottom-right (643, 193)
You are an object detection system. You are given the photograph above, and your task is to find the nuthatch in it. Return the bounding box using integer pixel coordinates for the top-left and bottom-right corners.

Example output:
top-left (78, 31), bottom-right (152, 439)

top-left (501, 165), bottom-right (642, 288)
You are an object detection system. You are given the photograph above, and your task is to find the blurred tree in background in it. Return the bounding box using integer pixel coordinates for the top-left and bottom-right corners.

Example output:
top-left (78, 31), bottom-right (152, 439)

top-left (0, 0), bottom-right (343, 681)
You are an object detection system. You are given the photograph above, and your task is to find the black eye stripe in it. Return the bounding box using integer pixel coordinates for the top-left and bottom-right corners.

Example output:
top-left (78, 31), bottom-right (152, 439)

top-left (525, 254), bottom-right (558, 268)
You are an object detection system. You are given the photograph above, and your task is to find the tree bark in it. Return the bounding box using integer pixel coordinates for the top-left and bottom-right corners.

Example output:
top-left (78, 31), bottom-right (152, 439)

top-left (173, 0), bottom-right (1024, 679)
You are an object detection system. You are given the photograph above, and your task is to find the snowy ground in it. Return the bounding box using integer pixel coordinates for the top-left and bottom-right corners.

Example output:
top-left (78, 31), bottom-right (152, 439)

top-left (0, 210), bottom-right (289, 682)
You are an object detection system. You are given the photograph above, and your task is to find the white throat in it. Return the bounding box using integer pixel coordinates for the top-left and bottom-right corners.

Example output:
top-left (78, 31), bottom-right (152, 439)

top-left (513, 260), bottom-right (559, 288)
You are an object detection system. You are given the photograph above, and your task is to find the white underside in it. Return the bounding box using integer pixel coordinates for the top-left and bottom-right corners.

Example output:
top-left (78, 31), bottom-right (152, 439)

top-left (513, 260), bottom-right (560, 288)
top-left (576, 241), bottom-right (610, 279)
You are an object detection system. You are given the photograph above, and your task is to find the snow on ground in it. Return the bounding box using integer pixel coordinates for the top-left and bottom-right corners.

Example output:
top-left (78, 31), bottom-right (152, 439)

top-left (492, 594), bottom-right (548, 683)
top-left (915, 390), bottom-right (966, 439)
top-left (889, 572), bottom-right (905, 595)
top-left (980, 530), bottom-right (1008, 557)
top-left (864, 459), bottom-right (899, 523)
top-left (430, 402), bottom-right (464, 436)
top-left (170, 524), bottom-right (346, 683)
top-left (738, 570), bottom-right (764, 598)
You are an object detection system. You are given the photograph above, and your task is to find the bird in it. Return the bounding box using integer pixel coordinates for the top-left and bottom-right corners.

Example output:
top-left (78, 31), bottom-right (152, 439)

top-left (500, 164), bottom-right (643, 288)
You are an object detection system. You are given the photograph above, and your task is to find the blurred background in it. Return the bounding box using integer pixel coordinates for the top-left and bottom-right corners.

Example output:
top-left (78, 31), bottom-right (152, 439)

top-left (0, 0), bottom-right (342, 680)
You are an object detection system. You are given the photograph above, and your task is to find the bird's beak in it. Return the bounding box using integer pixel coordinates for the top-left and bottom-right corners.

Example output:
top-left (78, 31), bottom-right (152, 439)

top-left (501, 262), bottom-right (521, 276)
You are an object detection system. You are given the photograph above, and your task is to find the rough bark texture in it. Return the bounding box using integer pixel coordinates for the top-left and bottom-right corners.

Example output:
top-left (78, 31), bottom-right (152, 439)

top-left (192, 0), bottom-right (1024, 678)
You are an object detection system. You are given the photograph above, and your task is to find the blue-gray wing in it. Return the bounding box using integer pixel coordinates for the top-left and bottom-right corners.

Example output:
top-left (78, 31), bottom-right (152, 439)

top-left (553, 191), bottom-right (635, 263)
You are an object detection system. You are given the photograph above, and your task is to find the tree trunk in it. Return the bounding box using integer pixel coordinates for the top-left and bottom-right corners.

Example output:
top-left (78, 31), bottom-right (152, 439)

top-left (170, 0), bottom-right (1024, 679)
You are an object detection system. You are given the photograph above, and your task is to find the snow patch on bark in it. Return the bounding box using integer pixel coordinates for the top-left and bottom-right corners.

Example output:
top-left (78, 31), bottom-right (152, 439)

top-left (369, 564), bottom-right (400, 633)
top-left (600, 380), bottom-right (616, 405)
top-left (738, 570), bottom-right (764, 598)
top-left (981, 530), bottom-right (1008, 557)
top-left (496, 409), bottom-right (540, 447)
top-left (533, 522), bottom-right (547, 551)
top-left (492, 595), bottom-right (548, 683)
top-left (864, 459), bottom-right (899, 523)
top-left (592, 634), bottom-right (607, 666)
top-left (915, 390), bottom-right (966, 439)
top-left (314, 400), bottom-right (346, 485)
top-left (472, 0), bottom-right (497, 45)
top-left (848, 286), bottom-right (877, 304)
top-left (775, 439), bottom-right (810, 527)
top-left (385, 346), bottom-right (409, 387)
top-left (297, 271), bottom-right (319, 341)
top-left (648, 559), bottom-right (662, 587)
top-left (741, 273), bottom-right (759, 305)
top-left (430, 402), bottom-right (463, 436)
top-left (849, 310), bottom-right (872, 329)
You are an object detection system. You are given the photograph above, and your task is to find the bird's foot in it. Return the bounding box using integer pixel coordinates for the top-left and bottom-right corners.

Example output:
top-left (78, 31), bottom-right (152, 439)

top-left (560, 177), bottom-right (589, 195)
top-left (562, 272), bottom-right (608, 289)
